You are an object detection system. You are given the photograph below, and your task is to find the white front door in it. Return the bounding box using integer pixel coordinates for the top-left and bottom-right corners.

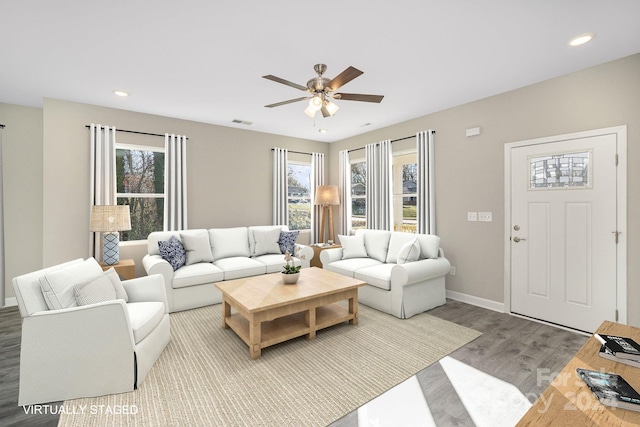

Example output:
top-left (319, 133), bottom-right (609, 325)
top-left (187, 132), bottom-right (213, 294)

top-left (508, 130), bottom-right (622, 332)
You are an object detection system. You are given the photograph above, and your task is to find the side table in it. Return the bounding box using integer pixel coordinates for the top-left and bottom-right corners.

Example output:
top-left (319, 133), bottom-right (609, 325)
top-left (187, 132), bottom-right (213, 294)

top-left (310, 244), bottom-right (342, 268)
top-left (100, 258), bottom-right (136, 280)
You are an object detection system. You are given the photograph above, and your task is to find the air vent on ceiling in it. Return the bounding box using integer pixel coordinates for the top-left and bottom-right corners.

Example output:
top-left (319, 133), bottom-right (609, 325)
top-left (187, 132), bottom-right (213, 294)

top-left (232, 119), bottom-right (252, 126)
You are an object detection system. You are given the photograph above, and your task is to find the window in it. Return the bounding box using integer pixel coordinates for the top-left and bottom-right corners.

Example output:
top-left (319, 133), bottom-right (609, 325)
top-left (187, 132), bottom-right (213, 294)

top-left (393, 153), bottom-right (417, 233)
top-left (351, 160), bottom-right (366, 230)
top-left (529, 151), bottom-right (591, 189)
top-left (116, 144), bottom-right (165, 241)
top-left (287, 162), bottom-right (312, 230)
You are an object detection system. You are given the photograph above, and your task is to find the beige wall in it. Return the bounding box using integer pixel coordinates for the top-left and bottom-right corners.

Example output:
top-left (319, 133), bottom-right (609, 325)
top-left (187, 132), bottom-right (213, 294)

top-left (0, 104), bottom-right (44, 299)
top-left (329, 53), bottom-right (640, 325)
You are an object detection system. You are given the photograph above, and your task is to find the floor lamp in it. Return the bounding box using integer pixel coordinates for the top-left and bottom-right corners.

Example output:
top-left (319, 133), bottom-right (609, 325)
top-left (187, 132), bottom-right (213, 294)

top-left (90, 205), bottom-right (131, 265)
top-left (314, 185), bottom-right (340, 244)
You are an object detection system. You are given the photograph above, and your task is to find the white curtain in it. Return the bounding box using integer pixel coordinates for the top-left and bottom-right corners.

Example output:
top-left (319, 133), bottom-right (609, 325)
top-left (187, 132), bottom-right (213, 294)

top-left (89, 124), bottom-right (117, 258)
top-left (273, 148), bottom-right (288, 225)
top-left (338, 150), bottom-right (352, 236)
top-left (310, 152), bottom-right (325, 243)
top-left (365, 140), bottom-right (393, 230)
top-left (164, 134), bottom-right (188, 231)
top-left (0, 126), bottom-right (4, 306)
top-left (417, 130), bottom-right (436, 234)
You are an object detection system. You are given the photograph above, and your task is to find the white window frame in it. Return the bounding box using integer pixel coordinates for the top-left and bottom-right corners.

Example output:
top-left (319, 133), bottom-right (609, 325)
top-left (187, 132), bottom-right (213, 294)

top-left (115, 143), bottom-right (166, 243)
top-left (287, 160), bottom-right (312, 231)
top-left (393, 150), bottom-right (417, 233)
top-left (350, 158), bottom-right (366, 230)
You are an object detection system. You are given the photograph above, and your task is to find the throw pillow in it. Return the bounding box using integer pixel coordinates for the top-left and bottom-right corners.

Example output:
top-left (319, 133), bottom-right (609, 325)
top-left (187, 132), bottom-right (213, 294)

top-left (158, 235), bottom-right (187, 271)
top-left (104, 268), bottom-right (129, 302)
top-left (253, 228), bottom-right (283, 256)
top-left (39, 258), bottom-right (104, 310)
top-left (180, 230), bottom-right (214, 265)
top-left (74, 275), bottom-right (117, 306)
top-left (397, 238), bottom-right (421, 264)
top-left (278, 230), bottom-right (300, 255)
top-left (339, 234), bottom-right (368, 259)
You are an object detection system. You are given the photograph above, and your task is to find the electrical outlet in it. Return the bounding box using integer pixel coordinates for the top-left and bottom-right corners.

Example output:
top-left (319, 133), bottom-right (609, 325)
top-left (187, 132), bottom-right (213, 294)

top-left (467, 212), bottom-right (478, 222)
top-left (479, 212), bottom-right (493, 222)
top-left (450, 266), bottom-right (456, 276)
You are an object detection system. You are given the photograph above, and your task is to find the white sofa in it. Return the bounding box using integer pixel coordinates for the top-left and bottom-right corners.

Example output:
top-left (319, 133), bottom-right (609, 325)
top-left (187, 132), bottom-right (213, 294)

top-left (12, 258), bottom-right (170, 405)
top-left (143, 225), bottom-right (313, 312)
top-left (320, 229), bottom-right (451, 319)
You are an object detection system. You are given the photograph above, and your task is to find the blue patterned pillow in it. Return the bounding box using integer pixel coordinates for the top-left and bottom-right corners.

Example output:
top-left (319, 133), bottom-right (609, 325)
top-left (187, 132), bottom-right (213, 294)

top-left (158, 235), bottom-right (186, 271)
top-left (278, 230), bottom-right (300, 255)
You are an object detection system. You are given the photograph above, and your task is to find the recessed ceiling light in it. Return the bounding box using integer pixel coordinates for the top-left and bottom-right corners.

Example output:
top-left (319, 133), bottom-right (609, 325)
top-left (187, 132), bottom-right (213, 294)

top-left (568, 32), bottom-right (595, 47)
top-left (319, 129), bottom-right (328, 133)
top-left (113, 90), bottom-right (129, 97)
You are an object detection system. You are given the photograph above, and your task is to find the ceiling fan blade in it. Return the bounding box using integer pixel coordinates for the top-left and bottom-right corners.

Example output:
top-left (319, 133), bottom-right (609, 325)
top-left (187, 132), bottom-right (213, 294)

top-left (333, 93), bottom-right (384, 103)
top-left (262, 75), bottom-right (308, 92)
top-left (327, 66), bottom-right (363, 91)
top-left (265, 97), bottom-right (309, 108)
top-left (320, 106), bottom-right (331, 118)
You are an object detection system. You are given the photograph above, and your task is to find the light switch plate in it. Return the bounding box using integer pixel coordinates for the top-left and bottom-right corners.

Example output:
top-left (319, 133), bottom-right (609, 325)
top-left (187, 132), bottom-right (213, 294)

top-left (468, 212), bottom-right (478, 221)
top-left (479, 212), bottom-right (492, 222)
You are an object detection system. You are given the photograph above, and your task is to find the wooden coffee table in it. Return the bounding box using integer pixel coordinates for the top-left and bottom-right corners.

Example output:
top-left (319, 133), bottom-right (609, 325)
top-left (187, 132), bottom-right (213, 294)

top-left (215, 267), bottom-right (366, 359)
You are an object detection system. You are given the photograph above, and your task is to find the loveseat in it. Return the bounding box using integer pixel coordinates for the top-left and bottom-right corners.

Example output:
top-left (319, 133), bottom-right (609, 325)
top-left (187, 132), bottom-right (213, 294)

top-left (320, 229), bottom-right (450, 319)
top-left (143, 225), bottom-right (313, 312)
top-left (12, 257), bottom-right (170, 405)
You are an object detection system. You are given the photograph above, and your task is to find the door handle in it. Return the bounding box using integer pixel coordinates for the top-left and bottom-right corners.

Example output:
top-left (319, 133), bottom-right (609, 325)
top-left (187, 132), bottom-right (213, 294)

top-left (513, 237), bottom-right (527, 243)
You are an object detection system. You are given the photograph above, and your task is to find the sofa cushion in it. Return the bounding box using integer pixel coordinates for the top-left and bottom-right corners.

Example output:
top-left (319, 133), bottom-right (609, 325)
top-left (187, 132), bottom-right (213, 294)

top-left (248, 225), bottom-right (285, 256)
top-left (147, 231), bottom-right (181, 256)
top-left (278, 230), bottom-right (300, 255)
top-left (39, 258), bottom-right (104, 310)
top-left (397, 239), bottom-right (421, 264)
top-left (181, 230), bottom-right (214, 265)
top-left (209, 227), bottom-right (250, 259)
top-left (416, 234), bottom-right (441, 259)
top-left (355, 264), bottom-right (396, 291)
top-left (253, 228), bottom-right (283, 256)
top-left (386, 232), bottom-right (419, 263)
top-left (324, 258), bottom-right (382, 278)
top-left (253, 254), bottom-right (301, 273)
top-left (213, 257), bottom-right (266, 280)
top-left (358, 229), bottom-right (391, 263)
top-left (173, 263), bottom-right (224, 289)
top-left (126, 302), bottom-right (165, 344)
top-left (158, 235), bottom-right (186, 271)
top-left (339, 234), bottom-right (368, 259)
top-left (74, 274), bottom-right (117, 306)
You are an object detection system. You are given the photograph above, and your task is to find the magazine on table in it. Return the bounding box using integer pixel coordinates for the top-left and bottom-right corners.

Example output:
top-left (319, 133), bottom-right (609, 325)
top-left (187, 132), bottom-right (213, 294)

top-left (577, 368), bottom-right (640, 412)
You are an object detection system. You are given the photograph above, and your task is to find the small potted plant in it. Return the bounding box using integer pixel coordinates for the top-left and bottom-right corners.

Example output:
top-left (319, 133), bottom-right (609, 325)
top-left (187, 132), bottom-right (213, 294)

top-left (282, 250), bottom-right (301, 284)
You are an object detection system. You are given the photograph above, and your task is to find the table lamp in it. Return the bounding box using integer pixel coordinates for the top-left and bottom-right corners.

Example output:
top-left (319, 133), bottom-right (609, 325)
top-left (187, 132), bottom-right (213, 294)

top-left (90, 205), bottom-right (131, 265)
top-left (314, 185), bottom-right (340, 243)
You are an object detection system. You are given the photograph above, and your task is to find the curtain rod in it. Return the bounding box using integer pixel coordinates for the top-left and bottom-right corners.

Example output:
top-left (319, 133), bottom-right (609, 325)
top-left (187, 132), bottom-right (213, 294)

top-left (270, 148), bottom-right (313, 156)
top-left (347, 133), bottom-right (425, 153)
top-left (85, 125), bottom-right (188, 140)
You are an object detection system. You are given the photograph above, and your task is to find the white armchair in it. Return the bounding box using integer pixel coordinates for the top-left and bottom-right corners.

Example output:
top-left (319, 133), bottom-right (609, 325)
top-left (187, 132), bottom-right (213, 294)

top-left (12, 258), bottom-right (171, 406)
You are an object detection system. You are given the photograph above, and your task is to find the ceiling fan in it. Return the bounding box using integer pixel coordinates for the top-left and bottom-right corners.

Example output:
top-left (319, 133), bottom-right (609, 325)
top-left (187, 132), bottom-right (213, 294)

top-left (263, 64), bottom-right (384, 118)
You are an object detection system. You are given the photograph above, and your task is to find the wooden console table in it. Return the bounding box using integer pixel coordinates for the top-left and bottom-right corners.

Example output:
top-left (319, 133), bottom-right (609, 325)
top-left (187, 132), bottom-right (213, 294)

top-left (517, 321), bottom-right (640, 426)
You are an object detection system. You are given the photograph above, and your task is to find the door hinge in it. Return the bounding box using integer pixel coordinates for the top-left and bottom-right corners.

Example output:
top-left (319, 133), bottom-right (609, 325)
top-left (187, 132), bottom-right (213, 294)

top-left (615, 154), bottom-right (619, 166)
top-left (612, 231), bottom-right (620, 244)
top-left (616, 309), bottom-right (619, 322)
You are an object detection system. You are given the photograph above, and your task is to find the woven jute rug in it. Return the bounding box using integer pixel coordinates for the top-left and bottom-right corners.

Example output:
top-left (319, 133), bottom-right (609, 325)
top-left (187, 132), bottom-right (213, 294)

top-left (59, 303), bottom-right (481, 426)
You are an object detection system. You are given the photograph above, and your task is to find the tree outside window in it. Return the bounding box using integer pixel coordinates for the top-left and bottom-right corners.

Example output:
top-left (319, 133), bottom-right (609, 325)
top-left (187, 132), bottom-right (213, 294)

top-left (287, 163), bottom-right (311, 230)
top-left (351, 161), bottom-right (366, 230)
top-left (116, 146), bottom-right (165, 241)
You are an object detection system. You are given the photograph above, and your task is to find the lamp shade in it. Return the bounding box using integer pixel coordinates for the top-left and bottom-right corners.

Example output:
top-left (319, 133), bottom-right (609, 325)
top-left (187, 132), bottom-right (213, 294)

top-left (90, 205), bottom-right (131, 232)
top-left (314, 185), bottom-right (340, 206)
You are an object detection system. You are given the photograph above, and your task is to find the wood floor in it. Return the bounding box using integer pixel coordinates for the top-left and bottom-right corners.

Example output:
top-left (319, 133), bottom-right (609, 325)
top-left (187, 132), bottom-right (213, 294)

top-left (0, 299), bottom-right (587, 426)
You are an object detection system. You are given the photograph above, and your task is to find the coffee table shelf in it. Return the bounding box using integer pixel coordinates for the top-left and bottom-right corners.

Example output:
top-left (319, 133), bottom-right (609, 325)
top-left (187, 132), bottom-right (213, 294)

top-left (225, 303), bottom-right (353, 350)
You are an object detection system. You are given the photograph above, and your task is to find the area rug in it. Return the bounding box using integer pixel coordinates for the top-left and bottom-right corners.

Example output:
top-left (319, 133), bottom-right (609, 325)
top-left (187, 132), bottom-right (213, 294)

top-left (59, 304), bottom-right (481, 427)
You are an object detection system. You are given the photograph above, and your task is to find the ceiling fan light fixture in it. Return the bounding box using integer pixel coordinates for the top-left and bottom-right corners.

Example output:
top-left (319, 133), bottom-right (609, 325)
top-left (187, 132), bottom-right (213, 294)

top-left (304, 106), bottom-right (317, 118)
top-left (309, 96), bottom-right (323, 111)
top-left (324, 100), bottom-right (339, 116)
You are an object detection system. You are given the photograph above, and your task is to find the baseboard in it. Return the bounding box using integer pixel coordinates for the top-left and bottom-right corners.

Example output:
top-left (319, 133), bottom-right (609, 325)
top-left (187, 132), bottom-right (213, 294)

top-left (3, 297), bottom-right (17, 307)
top-left (445, 290), bottom-right (505, 313)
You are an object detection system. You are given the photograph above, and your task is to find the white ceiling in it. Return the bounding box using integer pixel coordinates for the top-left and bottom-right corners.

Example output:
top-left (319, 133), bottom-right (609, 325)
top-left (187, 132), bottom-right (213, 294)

top-left (2, 1), bottom-right (640, 142)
